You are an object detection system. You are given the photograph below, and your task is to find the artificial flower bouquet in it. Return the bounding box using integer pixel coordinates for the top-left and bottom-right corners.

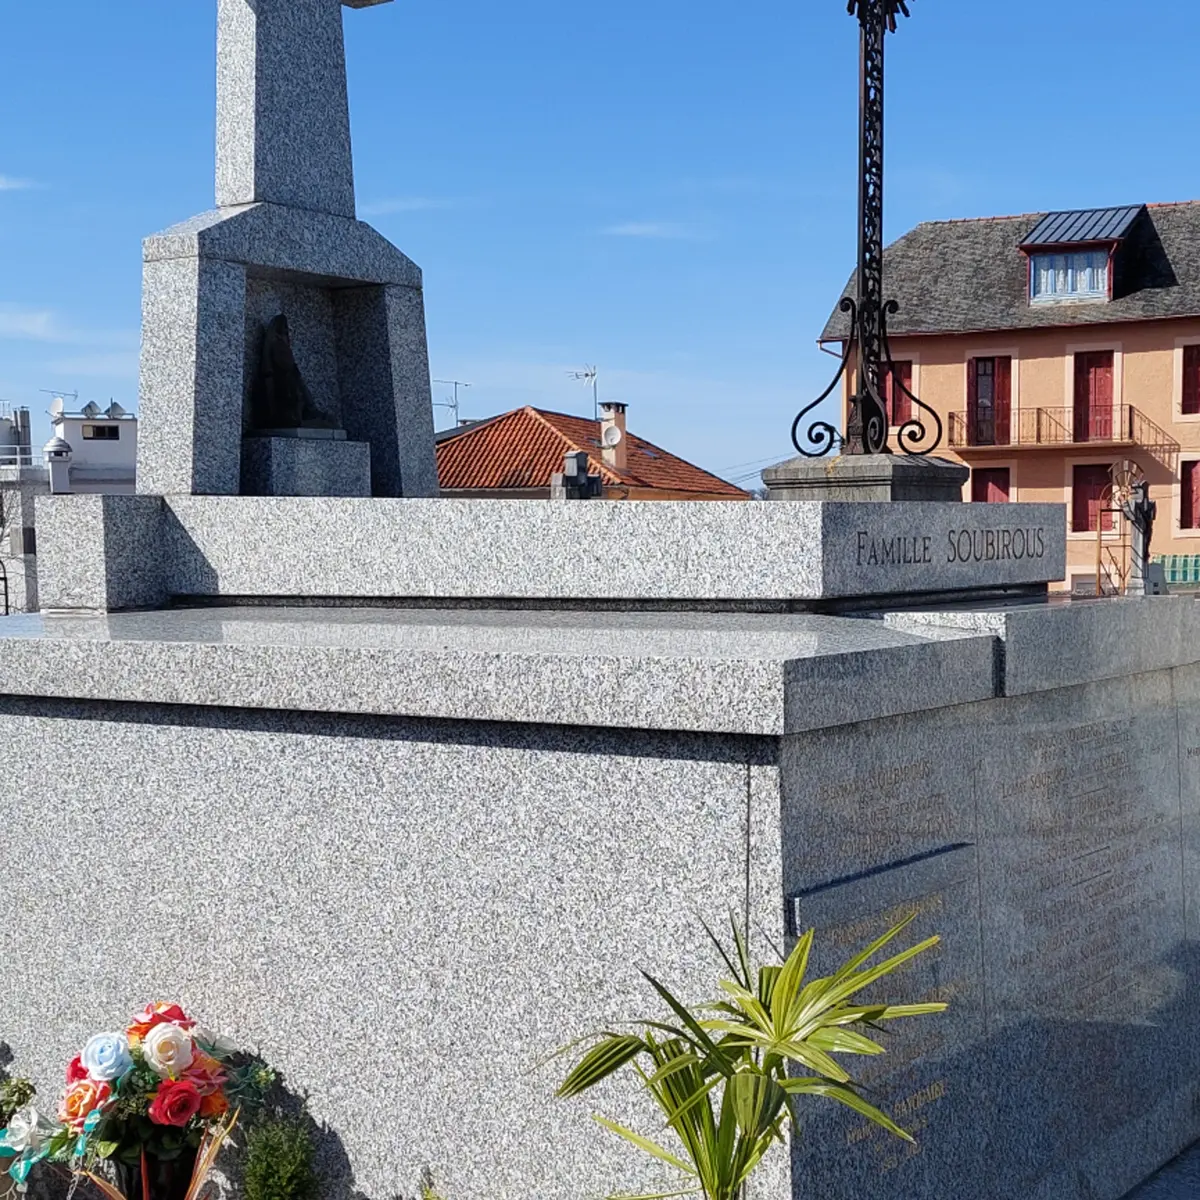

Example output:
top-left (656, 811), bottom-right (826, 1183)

top-left (0, 1002), bottom-right (275, 1199)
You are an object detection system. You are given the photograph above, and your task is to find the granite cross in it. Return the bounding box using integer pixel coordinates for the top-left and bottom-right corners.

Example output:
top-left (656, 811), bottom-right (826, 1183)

top-left (216, 0), bottom-right (394, 220)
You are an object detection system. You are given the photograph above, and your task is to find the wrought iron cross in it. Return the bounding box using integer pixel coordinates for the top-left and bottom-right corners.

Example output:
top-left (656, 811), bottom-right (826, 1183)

top-left (790, 0), bottom-right (943, 458)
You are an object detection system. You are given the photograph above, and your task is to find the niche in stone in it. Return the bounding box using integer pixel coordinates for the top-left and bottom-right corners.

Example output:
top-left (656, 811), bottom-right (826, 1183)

top-left (250, 314), bottom-right (336, 433)
top-left (240, 281), bottom-right (373, 498)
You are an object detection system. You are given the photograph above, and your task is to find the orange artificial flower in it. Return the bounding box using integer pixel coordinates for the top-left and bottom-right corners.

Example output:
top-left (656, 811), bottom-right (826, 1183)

top-left (184, 1052), bottom-right (228, 1097)
top-left (198, 1091), bottom-right (230, 1119)
top-left (59, 1079), bottom-right (111, 1131)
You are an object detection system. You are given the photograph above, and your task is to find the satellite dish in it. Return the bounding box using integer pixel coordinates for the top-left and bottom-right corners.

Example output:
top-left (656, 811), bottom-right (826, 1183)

top-left (49, 396), bottom-right (64, 417)
top-left (106, 401), bottom-right (126, 419)
top-left (602, 425), bottom-right (623, 448)
top-left (81, 401), bottom-right (101, 418)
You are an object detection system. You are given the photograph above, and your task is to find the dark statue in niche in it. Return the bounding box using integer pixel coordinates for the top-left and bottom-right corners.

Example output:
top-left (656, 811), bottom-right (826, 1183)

top-left (1122, 480), bottom-right (1157, 594)
top-left (250, 314), bottom-right (334, 431)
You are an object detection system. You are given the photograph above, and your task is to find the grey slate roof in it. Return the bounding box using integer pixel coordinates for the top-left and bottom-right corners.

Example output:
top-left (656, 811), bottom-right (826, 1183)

top-left (1022, 205), bottom-right (1142, 246)
top-left (820, 201), bottom-right (1200, 341)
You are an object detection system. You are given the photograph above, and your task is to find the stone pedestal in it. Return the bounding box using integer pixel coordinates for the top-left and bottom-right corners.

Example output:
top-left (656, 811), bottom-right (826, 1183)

top-left (763, 453), bottom-right (969, 502)
top-left (134, 0), bottom-right (438, 500)
top-left (241, 436), bottom-right (371, 497)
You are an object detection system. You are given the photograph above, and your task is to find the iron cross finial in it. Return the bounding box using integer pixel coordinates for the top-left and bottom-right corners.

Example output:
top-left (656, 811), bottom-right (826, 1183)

top-left (847, 0), bottom-right (911, 33)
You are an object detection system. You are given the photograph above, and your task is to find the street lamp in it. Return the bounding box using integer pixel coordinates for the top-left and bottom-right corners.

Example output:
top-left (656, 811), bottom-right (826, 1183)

top-left (790, 0), bottom-right (942, 459)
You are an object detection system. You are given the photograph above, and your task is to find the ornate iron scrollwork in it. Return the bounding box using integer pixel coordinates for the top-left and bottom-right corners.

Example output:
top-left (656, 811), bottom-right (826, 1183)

top-left (790, 0), bottom-right (943, 459)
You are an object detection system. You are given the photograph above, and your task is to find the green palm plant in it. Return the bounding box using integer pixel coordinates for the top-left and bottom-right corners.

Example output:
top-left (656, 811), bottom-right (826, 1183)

top-left (557, 914), bottom-right (946, 1200)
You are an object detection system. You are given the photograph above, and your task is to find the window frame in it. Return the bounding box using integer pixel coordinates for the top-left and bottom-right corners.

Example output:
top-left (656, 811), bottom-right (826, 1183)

top-left (1174, 458), bottom-right (1200, 540)
top-left (970, 465), bottom-right (1013, 504)
top-left (1029, 247), bottom-right (1112, 304)
top-left (883, 353), bottom-right (920, 431)
top-left (1067, 459), bottom-right (1119, 538)
top-left (1175, 336), bottom-right (1200, 423)
top-left (81, 424), bottom-right (120, 441)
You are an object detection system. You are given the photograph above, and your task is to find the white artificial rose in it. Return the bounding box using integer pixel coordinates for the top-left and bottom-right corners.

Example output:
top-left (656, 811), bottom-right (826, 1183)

top-left (143, 1023), bottom-right (195, 1078)
top-left (4, 1105), bottom-right (50, 1153)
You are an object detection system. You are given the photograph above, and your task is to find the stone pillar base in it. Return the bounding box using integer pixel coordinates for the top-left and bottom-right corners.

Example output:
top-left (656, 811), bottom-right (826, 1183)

top-left (241, 437), bottom-right (371, 497)
top-left (763, 453), bottom-right (969, 503)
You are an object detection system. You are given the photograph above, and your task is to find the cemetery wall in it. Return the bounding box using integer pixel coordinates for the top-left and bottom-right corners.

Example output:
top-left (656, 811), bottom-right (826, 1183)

top-left (785, 661), bottom-right (1200, 1200)
top-left (0, 700), bottom-right (788, 1200)
top-left (2, 598), bottom-right (1200, 1198)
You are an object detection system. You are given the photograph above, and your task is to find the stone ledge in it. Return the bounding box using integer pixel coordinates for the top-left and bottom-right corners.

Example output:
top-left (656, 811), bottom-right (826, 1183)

top-left (0, 607), bottom-right (999, 736)
top-left (884, 595), bottom-right (1200, 695)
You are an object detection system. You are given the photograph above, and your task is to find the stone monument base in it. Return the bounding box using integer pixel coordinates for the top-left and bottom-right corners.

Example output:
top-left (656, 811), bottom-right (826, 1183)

top-left (763, 453), bottom-right (969, 502)
top-left (241, 436), bottom-right (371, 498)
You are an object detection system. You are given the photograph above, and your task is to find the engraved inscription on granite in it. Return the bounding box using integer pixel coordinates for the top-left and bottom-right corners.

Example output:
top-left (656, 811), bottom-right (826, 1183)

top-left (855, 525), bottom-right (1048, 568)
top-left (783, 669), bottom-right (1197, 1199)
top-left (789, 846), bottom-right (985, 1196)
top-left (819, 503), bottom-right (1068, 597)
top-left (975, 682), bottom-right (1183, 1025)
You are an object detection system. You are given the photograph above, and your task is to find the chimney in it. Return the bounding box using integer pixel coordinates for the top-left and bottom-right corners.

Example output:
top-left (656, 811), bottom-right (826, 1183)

top-left (14, 408), bottom-right (31, 465)
top-left (599, 402), bottom-right (628, 474)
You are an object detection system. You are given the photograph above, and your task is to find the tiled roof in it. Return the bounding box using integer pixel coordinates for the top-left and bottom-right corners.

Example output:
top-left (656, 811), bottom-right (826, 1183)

top-left (821, 201), bottom-right (1200, 340)
top-left (436, 406), bottom-right (748, 497)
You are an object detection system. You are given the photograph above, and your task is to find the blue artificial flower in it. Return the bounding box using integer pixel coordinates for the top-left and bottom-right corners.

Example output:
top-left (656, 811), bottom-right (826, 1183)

top-left (81, 1032), bottom-right (133, 1082)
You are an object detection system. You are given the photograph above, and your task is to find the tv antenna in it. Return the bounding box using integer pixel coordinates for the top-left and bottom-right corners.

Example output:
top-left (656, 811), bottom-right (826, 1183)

top-left (40, 388), bottom-right (79, 413)
top-left (433, 379), bottom-right (472, 426)
top-left (569, 366), bottom-right (599, 419)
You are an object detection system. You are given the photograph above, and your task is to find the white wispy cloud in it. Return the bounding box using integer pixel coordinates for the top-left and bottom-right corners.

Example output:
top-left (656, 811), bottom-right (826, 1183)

top-left (359, 196), bottom-right (460, 217)
top-left (0, 176), bottom-right (35, 192)
top-left (0, 305), bottom-right (60, 340)
top-left (0, 303), bottom-right (138, 349)
top-left (601, 221), bottom-right (708, 241)
top-left (46, 351), bottom-right (139, 379)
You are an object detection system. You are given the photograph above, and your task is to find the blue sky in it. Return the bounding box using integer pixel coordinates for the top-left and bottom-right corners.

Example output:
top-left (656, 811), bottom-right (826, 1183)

top-left (0, 0), bottom-right (1195, 487)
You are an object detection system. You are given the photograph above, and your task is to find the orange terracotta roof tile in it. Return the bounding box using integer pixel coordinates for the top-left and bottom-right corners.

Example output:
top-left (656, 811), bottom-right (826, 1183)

top-left (436, 406), bottom-right (748, 498)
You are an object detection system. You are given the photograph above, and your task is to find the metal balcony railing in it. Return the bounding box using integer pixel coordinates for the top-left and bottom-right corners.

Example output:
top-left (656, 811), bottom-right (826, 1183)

top-left (0, 448), bottom-right (43, 468)
top-left (948, 405), bottom-right (1180, 468)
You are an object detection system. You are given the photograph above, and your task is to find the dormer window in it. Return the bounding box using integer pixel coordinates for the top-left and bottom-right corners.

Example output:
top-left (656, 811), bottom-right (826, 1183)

top-left (1030, 250), bottom-right (1109, 302)
top-left (1020, 205), bottom-right (1145, 307)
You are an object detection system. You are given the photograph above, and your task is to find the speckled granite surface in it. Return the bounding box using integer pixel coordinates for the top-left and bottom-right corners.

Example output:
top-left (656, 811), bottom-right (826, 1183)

top-left (0, 606), bottom-right (998, 735)
top-left (1127, 1142), bottom-right (1200, 1198)
top-left (33, 495), bottom-right (1068, 611)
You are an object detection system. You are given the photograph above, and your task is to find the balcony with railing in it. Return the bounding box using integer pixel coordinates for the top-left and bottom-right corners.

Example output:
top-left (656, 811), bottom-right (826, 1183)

top-left (948, 405), bottom-right (1180, 468)
top-left (0, 447), bottom-right (43, 470)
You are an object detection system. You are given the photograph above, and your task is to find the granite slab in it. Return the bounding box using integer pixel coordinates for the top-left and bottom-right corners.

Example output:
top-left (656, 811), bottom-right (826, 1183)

top-left (0, 697), bottom-right (785, 1200)
top-left (148, 496), bottom-right (1064, 604)
top-left (885, 595), bottom-right (1200, 695)
top-left (782, 665), bottom-right (1200, 1200)
top-left (0, 606), bottom-right (999, 737)
top-left (241, 436), bottom-right (372, 497)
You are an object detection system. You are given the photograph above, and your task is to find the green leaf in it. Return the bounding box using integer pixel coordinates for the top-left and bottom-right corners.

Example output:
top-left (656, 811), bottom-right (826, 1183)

top-left (727, 1072), bottom-right (786, 1140)
top-left (806, 1027), bottom-right (886, 1056)
top-left (93, 1140), bottom-right (120, 1159)
top-left (780, 1078), bottom-right (915, 1143)
top-left (593, 1115), bottom-right (697, 1176)
top-left (558, 1035), bottom-right (646, 1098)
top-left (770, 927), bottom-right (814, 1031)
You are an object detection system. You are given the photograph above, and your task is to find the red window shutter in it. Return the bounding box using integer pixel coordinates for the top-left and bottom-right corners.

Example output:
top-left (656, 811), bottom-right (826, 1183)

top-left (1073, 355), bottom-right (1090, 441)
top-left (894, 361), bottom-right (913, 425)
top-left (1092, 353), bottom-right (1114, 439)
top-left (883, 362), bottom-right (913, 425)
top-left (966, 359), bottom-right (978, 446)
top-left (1185, 461), bottom-right (1200, 529)
top-left (1073, 464), bottom-right (1113, 533)
top-left (994, 357), bottom-right (1012, 444)
top-left (1184, 347), bottom-right (1200, 416)
top-left (972, 468), bottom-right (1010, 504)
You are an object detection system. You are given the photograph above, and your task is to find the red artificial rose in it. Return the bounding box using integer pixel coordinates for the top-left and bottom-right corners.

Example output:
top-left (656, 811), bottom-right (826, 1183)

top-left (147, 1079), bottom-right (203, 1128)
top-left (128, 1002), bottom-right (194, 1044)
top-left (66, 1055), bottom-right (89, 1083)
